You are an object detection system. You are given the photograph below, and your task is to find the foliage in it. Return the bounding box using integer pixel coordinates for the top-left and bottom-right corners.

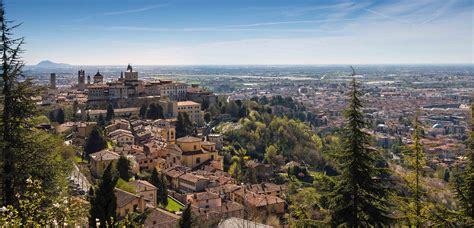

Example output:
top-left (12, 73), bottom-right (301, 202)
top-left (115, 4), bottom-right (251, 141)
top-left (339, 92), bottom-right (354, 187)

top-left (146, 103), bottom-right (164, 120)
top-left (106, 104), bottom-right (114, 121)
top-left (179, 203), bottom-right (193, 228)
top-left (139, 103), bottom-right (147, 118)
top-left (84, 127), bottom-right (107, 160)
top-left (117, 155), bottom-right (131, 181)
top-left (452, 103), bottom-right (474, 224)
top-left (57, 108), bottom-right (65, 124)
top-left (151, 168), bottom-right (169, 207)
top-left (89, 163), bottom-right (118, 228)
top-left (116, 178), bottom-right (136, 194)
top-left (176, 112), bottom-right (194, 138)
top-left (329, 78), bottom-right (392, 227)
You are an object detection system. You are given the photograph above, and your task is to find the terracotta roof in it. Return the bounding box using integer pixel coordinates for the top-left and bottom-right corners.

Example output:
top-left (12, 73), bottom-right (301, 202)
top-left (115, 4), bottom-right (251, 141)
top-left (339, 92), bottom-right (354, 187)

top-left (130, 180), bottom-right (157, 190)
top-left (114, 188), bottom-right (139, 208)
top-left (179, 173), bottom-right (208, 183)
top-left (90, 150), bottom-right (120, 161)
top-left (189, 192), bottom-right (220, 201)
top-left (176, 136), bottom-right (201, 143)
top-left (144, 208), bottom-right (180, 227)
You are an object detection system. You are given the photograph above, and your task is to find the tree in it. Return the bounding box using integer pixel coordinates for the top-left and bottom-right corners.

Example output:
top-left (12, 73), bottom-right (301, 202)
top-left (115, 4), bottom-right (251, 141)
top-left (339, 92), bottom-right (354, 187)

top-left (204, 112), bottom-right (211, 123)
top-left (329, 78), bottom-right (392, 227)
top-left (57, 108), bottom-right (65, 124)
top-left (0, 0), bottom-right (39, 204)
top-left (453, 103), bottom-right (474, 222)
top-left (139, 104), bottom-right (148, 118)
top-left (98, 114), bottom-right (106, 127)
top-left (106, 104), bottom-right (114, 121)
top-left (264, 144), bottom-right (285, 170)
top-left (146, 103), bottom-right (164, 120)
top-left (117, 155), bottom-right (131, 181)
top-left (179, 203), bottom-right (193, 228)
top-left (90, 163), bottom-right (118, 228)
top-left (72, 100), bottom-right (79, 121)
top-left (176, 112), bottom-right (194, 138)
top-left (84, 127), bottom-right (107, 160)
top-left (151, 168), bottom-right (168, 207)
top-left (403, 111), bottom-right (428, 227)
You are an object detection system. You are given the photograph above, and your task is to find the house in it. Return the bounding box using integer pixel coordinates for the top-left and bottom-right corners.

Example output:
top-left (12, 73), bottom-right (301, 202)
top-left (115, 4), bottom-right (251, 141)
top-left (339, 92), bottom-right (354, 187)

top-left (186, 192), bottom-right (221, 208)
top-left (165, 168), bottom-right (185, 190)
top-left (130, 180), bottom-right (158, 205)
top-left (207, 134), bottom-right (224, 150)
top-left (246, 160), bottom-right (273, 180)
top-left (218, 217), bottom-right (272, 228)
top-left (108, 129), bottom-right (134, 146)
top-left (176, 136), bottom-right (221, 169)
top-left (230, 188), bottom-right (285, 217)
top-left (105, 119), bottom-right (130, 133)
top-left (114, 188), bottom-right (145, 218)
top-left (178, 172), bottom-right (209, 193)
top-left (144, 207), bottom-right (180, 228)
top-left (192, 201), bottom-right (245, 226)
top-left (89, 150), bottom-right (120, 177)
top-left (177, 101), bottom-right (203, 125)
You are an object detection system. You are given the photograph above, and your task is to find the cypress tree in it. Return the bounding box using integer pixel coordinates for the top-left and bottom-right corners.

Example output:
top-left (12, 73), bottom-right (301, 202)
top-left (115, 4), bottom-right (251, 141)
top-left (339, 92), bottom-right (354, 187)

top-left (90, 163), bottom-right (118, 228)
top-left (139, 104), bottom-right (147, 118)
top-left (117, 155), bottom-right (131, 181)
top-left (84, 127), bottom-right (107, 160)
top-left (106, 104), bottom-right (114, 121)
top-left (159, 172), bottom-right (168, 207)
top-left (329, 78), bottom-right (392, 227)
top-left (57, 108), bottom-right (65, 124)
top-left (179, 203), bottom-right (193, 228)
top-left (98, 114), bottom-right (105, 127)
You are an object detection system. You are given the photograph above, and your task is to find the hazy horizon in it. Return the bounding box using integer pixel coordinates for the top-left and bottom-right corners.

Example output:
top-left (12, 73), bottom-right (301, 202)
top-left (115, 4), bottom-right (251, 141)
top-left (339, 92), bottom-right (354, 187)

top-left (7, 0), bottom-right (473, 65)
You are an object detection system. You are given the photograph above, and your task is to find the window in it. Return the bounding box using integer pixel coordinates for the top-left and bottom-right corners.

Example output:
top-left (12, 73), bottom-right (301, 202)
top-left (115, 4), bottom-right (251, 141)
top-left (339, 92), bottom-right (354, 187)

top-left (194, 145), bottom-right (197, 150)
top-left (196, 158), bottom-right (201, 164)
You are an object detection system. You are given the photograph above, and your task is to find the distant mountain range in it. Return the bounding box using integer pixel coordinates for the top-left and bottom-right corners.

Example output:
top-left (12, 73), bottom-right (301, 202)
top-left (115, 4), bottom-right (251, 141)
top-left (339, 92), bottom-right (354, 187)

top-left (33, 60), bottom-right (72, 68)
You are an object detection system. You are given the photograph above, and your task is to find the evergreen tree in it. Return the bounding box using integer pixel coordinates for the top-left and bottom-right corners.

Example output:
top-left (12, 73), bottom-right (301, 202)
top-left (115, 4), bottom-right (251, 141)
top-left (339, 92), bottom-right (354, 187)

top-left (139, 104), bottom-right (148, 118)
top-left (106, 104), bottom-right (114, 121)
top-left (146, 103), bottom-right (164, 120)
top-left (84, 127), bottom-right (107, 160)
top-left (179, 203), bottom-right (193, 228)
top-left (176, 112), bottom-right (193, 138)
top-left (117, 155), bottom-right (131, 181)
top-left (98, 114), bottom-right (105, 127)
top-left (404, 111), bottom-right (427, 227)
top-left (204, 112), bottom-right (211, 123)
top-left (151, 168), bottom-right (168, 207)
top-left (89, 163), bottom-right (118, 228)
top-left (57, 108), bottom-right (65, 124)
top-left (72, 100), bottom-right (79, 121)
top-left (159, 172), bottom-right (168, 207)
top-left (329, 78), bottom-right (392, 227)
top-left (0, 0), bottom-right (41, 205)
top-left (454, 103), bottom-right (474, 222)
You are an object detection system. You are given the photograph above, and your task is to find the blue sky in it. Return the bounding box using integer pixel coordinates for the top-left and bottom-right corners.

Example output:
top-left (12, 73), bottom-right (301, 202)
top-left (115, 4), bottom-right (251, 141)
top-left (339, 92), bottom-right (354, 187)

top-left (5, 0), bottom-right (474, 65)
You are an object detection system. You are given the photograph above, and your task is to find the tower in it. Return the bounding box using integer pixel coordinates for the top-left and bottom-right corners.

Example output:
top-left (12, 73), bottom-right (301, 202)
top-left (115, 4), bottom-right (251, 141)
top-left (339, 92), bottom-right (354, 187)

top-left (87, 75), bottom-right (91, 84)
top-left (50, 73), bottom-right (56, 89)
top-left (77, 69), bottom-right (85, 91)
top-left (93, 70), bottom-right (104, 84)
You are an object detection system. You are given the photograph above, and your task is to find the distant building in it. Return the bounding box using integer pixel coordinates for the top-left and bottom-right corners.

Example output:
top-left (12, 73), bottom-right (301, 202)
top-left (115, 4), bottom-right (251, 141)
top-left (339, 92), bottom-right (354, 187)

top-left (177, 101), bottom-right (203, 124)
top-left (50, 73), bottom-right (56, 89)
top-left (77, 69), bottom-right (86, 91)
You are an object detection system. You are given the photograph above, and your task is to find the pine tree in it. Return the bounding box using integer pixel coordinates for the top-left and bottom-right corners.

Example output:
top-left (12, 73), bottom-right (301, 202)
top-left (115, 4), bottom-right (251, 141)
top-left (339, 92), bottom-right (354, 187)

top-left (57, 108), bottom-right (65, 124)
top-left (454, 103), bottom-right (474, 222)
top-left (404, 111), bottom-right (427, 227)
top-left (117, 155), bottom-right (131, 181)
top-left (89, 163), bottom-right (118, 228)
top-left (106, 104), bottom-right (114, 122)
top-left (139, 104), bottom-right (148, 118)
top-left (179, 203), bottom-right (193, 228)
top-left (0, 0), bottom-right (40, 205)
top-left (84, 127), bottom-right (107, 160)
top-left (329, 78), bottom-right (392, 227)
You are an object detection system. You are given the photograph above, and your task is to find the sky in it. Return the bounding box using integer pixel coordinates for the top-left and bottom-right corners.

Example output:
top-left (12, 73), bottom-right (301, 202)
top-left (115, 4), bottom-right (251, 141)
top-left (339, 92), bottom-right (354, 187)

top-left (4, 0), bottom-right (474, 65)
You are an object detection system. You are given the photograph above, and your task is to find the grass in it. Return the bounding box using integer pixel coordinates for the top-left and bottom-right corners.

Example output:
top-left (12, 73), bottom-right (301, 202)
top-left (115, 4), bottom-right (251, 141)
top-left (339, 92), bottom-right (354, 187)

top-left (165, 197), bottom-right (184, 212)
top-left (73, 155), bottom-right (87, 164)
top-left (107, 141), bottom-right (113, 149)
